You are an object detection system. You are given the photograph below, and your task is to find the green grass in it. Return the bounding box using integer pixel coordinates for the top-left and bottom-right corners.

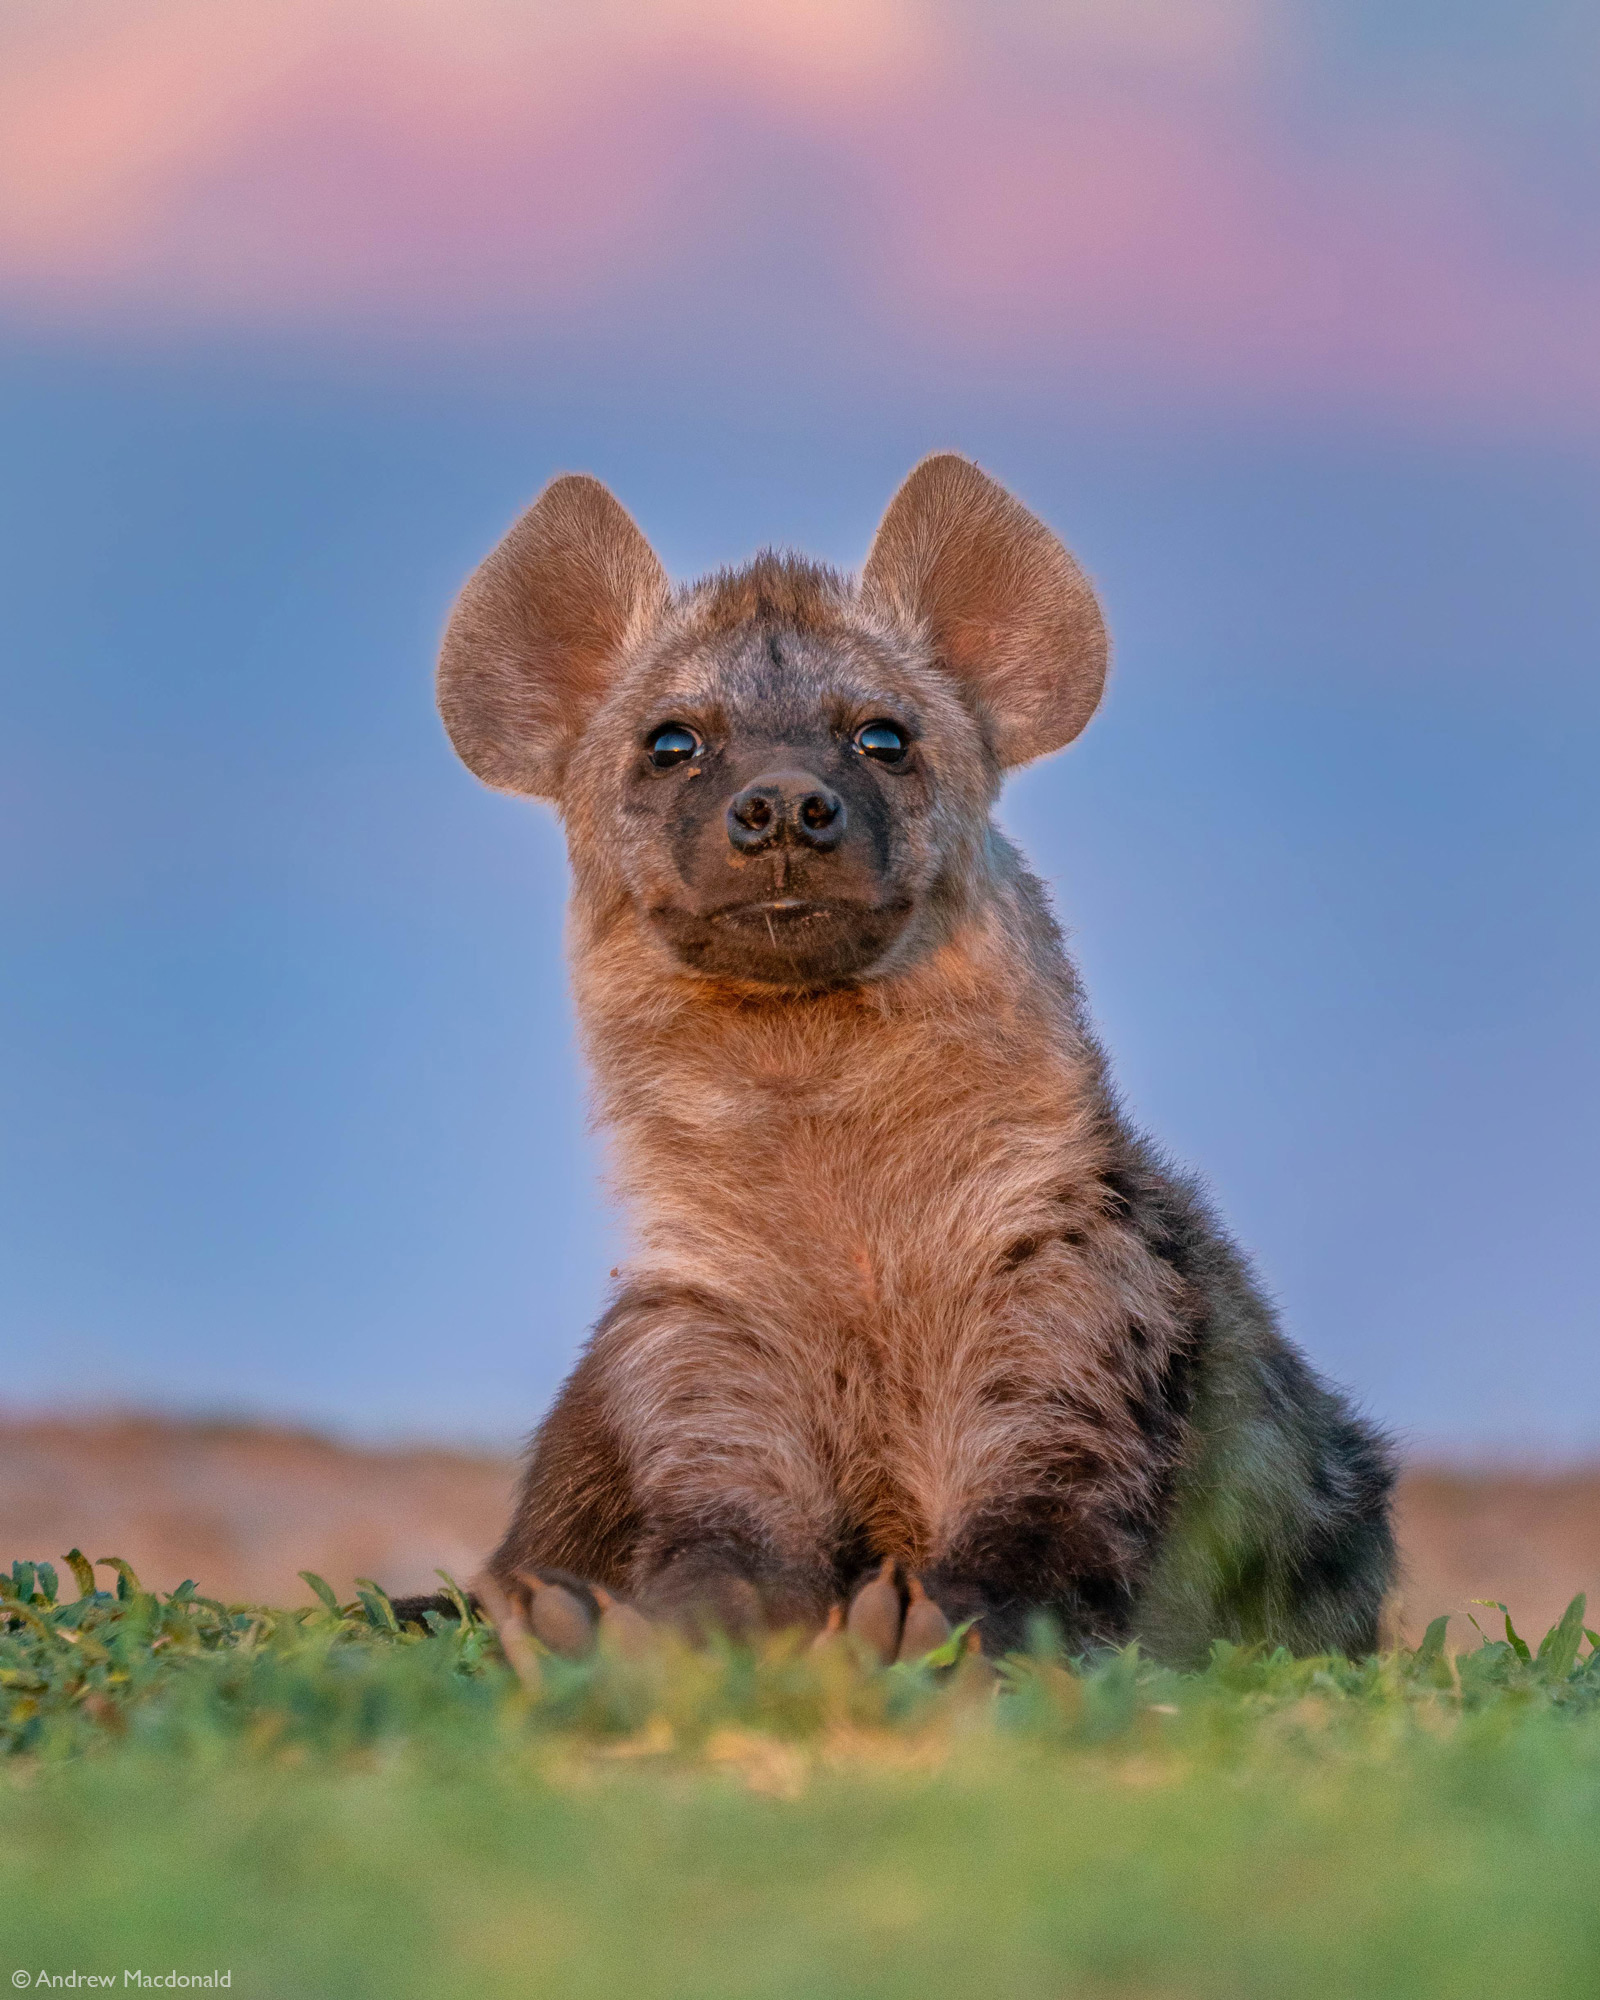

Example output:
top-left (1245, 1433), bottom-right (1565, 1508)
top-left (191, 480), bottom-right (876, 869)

top-left (4, 1557), bottom-right (1600, 1999)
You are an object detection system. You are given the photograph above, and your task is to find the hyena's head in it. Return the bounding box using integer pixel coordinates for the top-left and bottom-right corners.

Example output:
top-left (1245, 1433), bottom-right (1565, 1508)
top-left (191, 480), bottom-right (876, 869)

top-left (438, 455), bottom-right (1107, 991)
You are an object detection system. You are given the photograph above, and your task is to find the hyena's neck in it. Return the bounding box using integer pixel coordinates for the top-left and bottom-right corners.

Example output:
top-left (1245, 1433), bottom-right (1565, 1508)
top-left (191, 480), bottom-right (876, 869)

top-left (571, 894), bottom-right (1119, 1317)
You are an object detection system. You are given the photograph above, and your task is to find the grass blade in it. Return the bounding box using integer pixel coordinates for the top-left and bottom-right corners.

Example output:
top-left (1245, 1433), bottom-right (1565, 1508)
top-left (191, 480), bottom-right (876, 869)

top-left (298, 1571), bottom-right (342, 1615)
top-left (354, 1578), bottom-right (399, 1633)
top-left (63, 1549), bottom-right (97, 1599)
top-left (1536, 1594), bottom-right (1587, 1681)
top-left (1415, 1614), bottom-right (1451, 1668)
top-left (95, 1557), bottom-right (143, 1602)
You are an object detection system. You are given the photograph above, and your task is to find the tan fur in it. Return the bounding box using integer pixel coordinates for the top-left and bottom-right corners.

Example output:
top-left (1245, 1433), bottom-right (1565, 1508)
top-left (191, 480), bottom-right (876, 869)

top-left (572, 901), bottom-right (1184, 1583)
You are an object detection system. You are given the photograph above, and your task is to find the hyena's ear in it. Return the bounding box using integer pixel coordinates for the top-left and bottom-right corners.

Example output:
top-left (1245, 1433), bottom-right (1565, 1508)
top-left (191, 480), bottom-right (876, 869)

top-left (862, 454), bottom-right (1107, 767)
top-left (438, 475), bottom-right (669, 799)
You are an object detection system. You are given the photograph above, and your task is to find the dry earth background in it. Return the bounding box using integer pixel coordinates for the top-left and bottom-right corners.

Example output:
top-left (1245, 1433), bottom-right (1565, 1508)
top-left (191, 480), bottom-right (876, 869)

top-left (3, 1413), bottom-right (1597, 1648)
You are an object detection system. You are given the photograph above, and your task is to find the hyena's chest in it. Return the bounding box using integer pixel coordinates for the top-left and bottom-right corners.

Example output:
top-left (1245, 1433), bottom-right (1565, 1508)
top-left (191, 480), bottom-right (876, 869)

top-left (805, 1236), bottom-right (1150, 1563)
top-left (615, 1093), bottom-right (1155, 1567)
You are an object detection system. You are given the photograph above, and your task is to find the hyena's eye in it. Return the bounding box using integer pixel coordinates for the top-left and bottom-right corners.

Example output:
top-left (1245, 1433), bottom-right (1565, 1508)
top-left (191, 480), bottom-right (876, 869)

top-left (646, 725), bottom-right (700, 768)
top-left (854, 720), bottom-right (908, 763)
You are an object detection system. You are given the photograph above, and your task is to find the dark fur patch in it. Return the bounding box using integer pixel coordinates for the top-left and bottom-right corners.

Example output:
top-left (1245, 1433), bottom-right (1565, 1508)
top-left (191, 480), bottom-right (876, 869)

top-left (693, 553), bottom-right (850, 636)
top-left (388, 1590), bottom-right (473, 1630)
top-left (926, 1489), bottom-right (1143, 1655)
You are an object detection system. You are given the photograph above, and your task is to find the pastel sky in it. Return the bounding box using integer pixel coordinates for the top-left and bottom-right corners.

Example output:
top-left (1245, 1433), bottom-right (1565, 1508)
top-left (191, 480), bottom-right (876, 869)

top-left (2, 2), bottom-right (1596, 1455)
top-left (4, 0), bottom-right (1598, 421)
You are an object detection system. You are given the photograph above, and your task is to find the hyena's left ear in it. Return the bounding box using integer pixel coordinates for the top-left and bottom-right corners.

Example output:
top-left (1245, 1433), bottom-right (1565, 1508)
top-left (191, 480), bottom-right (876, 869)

top-left (862, 454), bottom-right (1107, 767)
top-left (438, 474), bottom-right (669, 800)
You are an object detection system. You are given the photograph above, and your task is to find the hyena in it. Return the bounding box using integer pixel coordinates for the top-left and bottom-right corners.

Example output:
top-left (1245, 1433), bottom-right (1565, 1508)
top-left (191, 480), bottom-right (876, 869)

top-left (430, 454), bottom-right (1395, 1664)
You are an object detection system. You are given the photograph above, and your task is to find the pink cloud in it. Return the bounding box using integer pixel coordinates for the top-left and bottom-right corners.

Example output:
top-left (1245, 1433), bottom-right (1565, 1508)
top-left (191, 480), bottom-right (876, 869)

top-left (871, 81), bottom-right (1600, 416)
top-left (0, 0), bottom-right (1595, 425)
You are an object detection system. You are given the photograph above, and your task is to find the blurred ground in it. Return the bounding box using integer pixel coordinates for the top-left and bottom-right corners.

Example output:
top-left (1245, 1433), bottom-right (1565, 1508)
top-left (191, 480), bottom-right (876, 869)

top-left (0, 1414), bottom-right (512, 1607)
top-left (2, 1413), bottom-right (1595, 1645)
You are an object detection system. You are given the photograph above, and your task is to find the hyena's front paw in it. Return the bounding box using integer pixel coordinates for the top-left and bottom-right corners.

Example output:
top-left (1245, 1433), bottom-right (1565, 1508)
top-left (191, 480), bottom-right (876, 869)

top-left (831, 1558), bottom-right (955, 1666)
top-left (474, 1566), bottom-right (656, 1671)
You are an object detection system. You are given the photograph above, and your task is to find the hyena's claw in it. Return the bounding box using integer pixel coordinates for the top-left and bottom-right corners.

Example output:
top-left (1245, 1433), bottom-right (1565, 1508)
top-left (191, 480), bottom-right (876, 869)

top-left (469, 1569), bottom-right (545, 1686)
top-left (591, 1585), bottom-right (656, 1660)
top-left (841, 1563), bottom-right (957, 1667)
top-left (895, 1575), bottom-right (952, 1663)
top-left (479, 1568), bottom-right (659, 1666)
top-left (845, 1556), bottom-right (903, 1666)
top-left (513, 1569), bottom-right (597, 1658)
top-left (959, 1624), bottom-right (998, 1683)
top-left (809, 1603), bottom-right (846, 1651)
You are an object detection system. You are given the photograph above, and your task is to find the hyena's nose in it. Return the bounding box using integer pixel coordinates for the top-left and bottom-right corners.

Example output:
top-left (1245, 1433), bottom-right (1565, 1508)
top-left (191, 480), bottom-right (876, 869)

top-left (726, 772), bottom-right (847, 855)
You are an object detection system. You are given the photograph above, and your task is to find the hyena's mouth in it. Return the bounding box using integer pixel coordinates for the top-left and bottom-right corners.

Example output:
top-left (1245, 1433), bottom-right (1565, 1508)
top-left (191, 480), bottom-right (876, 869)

top-left (648, 894), bottom-right (914, 987)
top-left (709, 898), bottom-right (846, 926)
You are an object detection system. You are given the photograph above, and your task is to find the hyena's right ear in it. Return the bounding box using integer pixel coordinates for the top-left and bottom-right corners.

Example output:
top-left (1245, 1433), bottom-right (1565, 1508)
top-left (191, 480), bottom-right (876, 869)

top-left (438, 475), bottom-right (669, 800)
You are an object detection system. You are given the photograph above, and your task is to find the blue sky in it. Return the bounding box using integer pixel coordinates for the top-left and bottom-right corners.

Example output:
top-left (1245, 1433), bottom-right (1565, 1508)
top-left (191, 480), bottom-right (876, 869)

top-left (1, 1), bottom-right (1596, 1455)
top-left (3, 344), bottom-right (1594, 1454)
